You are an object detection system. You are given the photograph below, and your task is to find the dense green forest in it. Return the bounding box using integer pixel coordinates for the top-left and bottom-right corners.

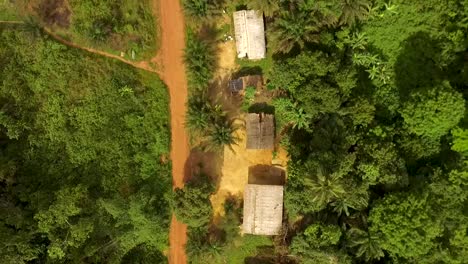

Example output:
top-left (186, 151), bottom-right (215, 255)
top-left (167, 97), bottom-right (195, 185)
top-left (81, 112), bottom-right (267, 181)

top-left (181, 0), bottom-right (468, 263)
top-left (0, 26), bottom-right (171, 263)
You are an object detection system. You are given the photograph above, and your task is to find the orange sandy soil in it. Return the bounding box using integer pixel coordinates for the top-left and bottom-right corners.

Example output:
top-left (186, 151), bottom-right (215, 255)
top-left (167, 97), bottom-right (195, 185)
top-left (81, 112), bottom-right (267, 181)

top-left (157, 0), bottom-right (189, 264)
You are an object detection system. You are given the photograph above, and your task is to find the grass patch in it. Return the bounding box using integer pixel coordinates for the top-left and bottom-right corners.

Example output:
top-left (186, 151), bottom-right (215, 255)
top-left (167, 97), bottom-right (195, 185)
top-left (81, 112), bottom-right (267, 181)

top-left (221, 235), bottom-right (273, 263)
top-left (34, 0), bottom-right (159, 60)
top-left (236, 48), bottom-right (274, 80)
top-left (0, 1), bottom-right (22, 20)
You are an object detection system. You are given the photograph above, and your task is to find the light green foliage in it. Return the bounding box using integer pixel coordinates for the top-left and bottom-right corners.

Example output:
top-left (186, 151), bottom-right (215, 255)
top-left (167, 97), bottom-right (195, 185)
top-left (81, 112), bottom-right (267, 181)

top-left (172, 174), bottom-right (215, 228)
top-left (272, 97), bottom-right (312, 131)
top-left (0, 0), bottom-right (21, 20)
top-left (35, 186), bottom-right (93, 259)
top-left (304, 223), bottom-right (342, 248)
top-left (65, 0), bottom-right (157, 58)
top-left (0, 28), bottom-right (171, 262)
top-left (400, 84), bottom-right (465, 140)
top-left (357, 142), bottom-right (407, 185)
top-left (369, 191), bottom-right (443, 258)
top-left (363, 0), bottom-right (445, 63)
top-left (451, 127), bottom-right (468, 156)
top-left (291, 222), bottom-right (350, 264)
top-left (241, 86), bottom-right (256, 112)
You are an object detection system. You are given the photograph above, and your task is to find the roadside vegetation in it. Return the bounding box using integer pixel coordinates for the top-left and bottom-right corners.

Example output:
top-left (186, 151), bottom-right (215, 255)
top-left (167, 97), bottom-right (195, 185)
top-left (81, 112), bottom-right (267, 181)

top-left (6, 0), bottom-right (158, 61)
top-left (0, 26), bottom-right (171, 263)
top-left (182, 0), bottom-right (468, 263)
top-left (184, 25), bottom-right (240, 152)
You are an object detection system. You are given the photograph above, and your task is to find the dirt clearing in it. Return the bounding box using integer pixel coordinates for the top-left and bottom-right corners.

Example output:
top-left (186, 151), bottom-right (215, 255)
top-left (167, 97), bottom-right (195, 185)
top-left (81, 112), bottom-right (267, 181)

top-left (210, 117), bottom-right (288, 220)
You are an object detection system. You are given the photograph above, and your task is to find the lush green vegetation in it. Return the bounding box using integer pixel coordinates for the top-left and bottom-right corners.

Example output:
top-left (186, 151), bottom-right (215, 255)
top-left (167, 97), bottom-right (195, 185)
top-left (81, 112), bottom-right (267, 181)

top-left (32, 0), bottom-right (158, 60)
top-left (184, 197), bottom-right (275, 264)
top-left (183, 0), bottom-right (468, 263)
top-left (0, 1), bottom-right (22, 21)
top-left (0, 26), bottom-right (171, 263)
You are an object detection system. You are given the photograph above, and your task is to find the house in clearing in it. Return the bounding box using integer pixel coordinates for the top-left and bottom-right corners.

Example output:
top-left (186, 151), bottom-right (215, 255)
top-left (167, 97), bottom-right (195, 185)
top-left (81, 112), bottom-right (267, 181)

top-left (233, 10), bottom-right (266, 60)
top-left (243, 184), bottom-right (284, 235)
top-left (228, 75), bottom-right (263, 95)
top-left (246, 113), bottom-right (274, 150)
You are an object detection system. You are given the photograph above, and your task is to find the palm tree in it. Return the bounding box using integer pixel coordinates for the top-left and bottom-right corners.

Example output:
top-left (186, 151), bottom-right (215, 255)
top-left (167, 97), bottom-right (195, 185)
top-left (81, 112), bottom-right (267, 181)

top-left (339, 0), bottom-right (371, 26)
top-left (346, 228), bottom-right (384, 261)
top-left (204, 119), bottom-right (240, 152)
top-left (305, 168), bottom-right (346, 207)
top-left (247, 0), bottom-right (281, 17)
top-left (186, 95), bottom-right (211, 134)
top-left (331, 193), bottom-right (368, 216)
top-left (291, 107), bottom-right (311, 131)
top-left (269, 10), bottom-right (322, 54)
top-left (183, 0), bottom-right (224, 18)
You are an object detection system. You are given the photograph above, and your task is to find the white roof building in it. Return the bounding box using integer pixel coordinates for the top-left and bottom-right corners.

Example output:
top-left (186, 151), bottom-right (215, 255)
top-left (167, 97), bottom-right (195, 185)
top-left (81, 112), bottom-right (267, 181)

top-left (243, 184), bottom-right (283, 235)
top-left (233, 10), bottom-right (266, 60)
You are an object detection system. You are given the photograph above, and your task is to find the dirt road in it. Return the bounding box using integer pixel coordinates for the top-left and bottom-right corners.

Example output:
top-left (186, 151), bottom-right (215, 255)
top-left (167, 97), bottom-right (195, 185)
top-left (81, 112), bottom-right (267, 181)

top-left (157, 0), bottom-right (189, 263)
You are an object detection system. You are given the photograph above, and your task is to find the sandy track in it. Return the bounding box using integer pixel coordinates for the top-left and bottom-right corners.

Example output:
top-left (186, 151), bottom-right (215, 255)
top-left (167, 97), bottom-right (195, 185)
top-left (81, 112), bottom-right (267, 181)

top-left (157, 0), bottom-right (189, 263)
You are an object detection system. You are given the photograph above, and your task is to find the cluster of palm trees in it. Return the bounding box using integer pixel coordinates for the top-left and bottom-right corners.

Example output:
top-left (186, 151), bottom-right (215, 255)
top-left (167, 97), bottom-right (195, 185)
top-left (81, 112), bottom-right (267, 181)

top-left (251, 0), bottom-right (371, 54)
top-left (186, 93), bottom-right (240, 152)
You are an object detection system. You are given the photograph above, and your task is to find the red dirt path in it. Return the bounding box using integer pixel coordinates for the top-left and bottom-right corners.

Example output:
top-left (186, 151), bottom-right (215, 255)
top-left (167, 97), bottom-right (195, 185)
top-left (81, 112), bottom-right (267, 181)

top-left (158, 0), bottom-right (189, 264)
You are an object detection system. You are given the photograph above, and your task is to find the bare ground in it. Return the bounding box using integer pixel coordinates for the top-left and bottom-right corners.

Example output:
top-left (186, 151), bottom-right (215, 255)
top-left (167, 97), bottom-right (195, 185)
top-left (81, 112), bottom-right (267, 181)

top-left (209, 17), bottom-right (289, 222)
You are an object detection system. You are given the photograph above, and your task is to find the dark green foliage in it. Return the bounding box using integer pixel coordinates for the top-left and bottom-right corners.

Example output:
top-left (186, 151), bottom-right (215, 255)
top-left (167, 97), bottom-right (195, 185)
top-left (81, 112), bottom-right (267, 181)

top-left (254, 0), bottom-right (468, 263)
top-left (172, 174), bottom-right (215, 228)
top-left (184, 30), bottom-right (216, 91)
top-left (0, 28), bottom-right (171, 262)
top-left (346, 228), bottom-right (384, 261)
top-left (183, 0), bottom-right (223, 18)
top-left (186, 92), bottom-right (240, 151)
top-left (247, 0), bottom-right (280, 17)
top-left (268, 9), bottom-right (322, 54)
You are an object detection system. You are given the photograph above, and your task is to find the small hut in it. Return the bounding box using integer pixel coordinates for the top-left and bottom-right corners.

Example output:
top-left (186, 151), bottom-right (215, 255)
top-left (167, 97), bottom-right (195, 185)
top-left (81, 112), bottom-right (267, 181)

top-left (233, 10), bottom-right (266, 60)
top-left (243, 184), bottom-right (284, 235)
top-left (246, 113), bottom-right (274, 149)
top-left (228, 75), bottom-right (263, 95)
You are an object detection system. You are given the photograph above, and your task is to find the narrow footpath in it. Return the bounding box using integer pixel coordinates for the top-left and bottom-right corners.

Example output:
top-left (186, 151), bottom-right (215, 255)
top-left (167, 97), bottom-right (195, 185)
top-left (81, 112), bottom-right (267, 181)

top-left (157, 0), bottom-right (189, 263)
